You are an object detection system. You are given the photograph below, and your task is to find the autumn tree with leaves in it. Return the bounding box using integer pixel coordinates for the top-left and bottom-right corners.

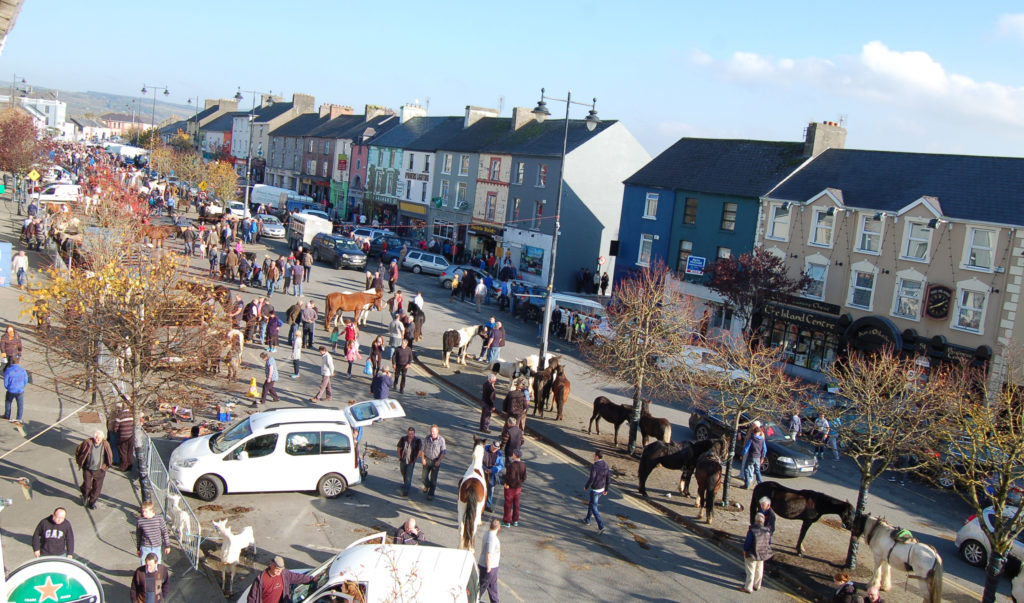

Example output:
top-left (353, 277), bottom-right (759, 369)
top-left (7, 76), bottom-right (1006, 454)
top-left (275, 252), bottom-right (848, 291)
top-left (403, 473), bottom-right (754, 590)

top-left (0, 107), bottom-right (43, 207)
top-left (706, 247), bottom-right (811, 336)
top-left (203, 160), bottom-right (240, 209)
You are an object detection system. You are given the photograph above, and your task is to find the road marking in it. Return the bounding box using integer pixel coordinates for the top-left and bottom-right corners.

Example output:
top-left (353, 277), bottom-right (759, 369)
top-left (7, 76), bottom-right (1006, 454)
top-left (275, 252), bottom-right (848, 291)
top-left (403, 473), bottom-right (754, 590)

top-left (497, 578), bottom-right (525, 602)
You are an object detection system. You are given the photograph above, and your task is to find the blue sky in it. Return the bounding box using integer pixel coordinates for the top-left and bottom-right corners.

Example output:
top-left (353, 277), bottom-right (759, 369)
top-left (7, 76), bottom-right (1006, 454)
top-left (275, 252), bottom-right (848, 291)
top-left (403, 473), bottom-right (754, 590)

top-left (3, 1), bottom-right (1023, 158)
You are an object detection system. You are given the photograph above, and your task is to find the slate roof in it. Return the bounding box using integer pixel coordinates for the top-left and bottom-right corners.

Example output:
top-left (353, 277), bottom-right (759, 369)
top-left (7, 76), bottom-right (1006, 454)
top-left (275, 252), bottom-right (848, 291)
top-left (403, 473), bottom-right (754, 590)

top-left (767, 148), bottom-right (1024, 226)
top-left (481, 119), bottom-right (617, 157)
top-left (624, 138), bottom-right (806, 198)
top-left (269, 112), bottom-right (329, 137)
top-left (307, 114), bottom-right (369, 139)
top-left (191, 106), bottom-right (219, 123)
top-left (101, 112), bottom-right (135, 122)
top-left (71, 116), bottom-right (109, 129)
top-left (159, 119), bottom-right (187, 135)
top-left (369, 116), bottom-right (463, 149)
top-left (203, 112), bottom-right (244, 132)
top-left (252, 102), bottom-right (294, 123)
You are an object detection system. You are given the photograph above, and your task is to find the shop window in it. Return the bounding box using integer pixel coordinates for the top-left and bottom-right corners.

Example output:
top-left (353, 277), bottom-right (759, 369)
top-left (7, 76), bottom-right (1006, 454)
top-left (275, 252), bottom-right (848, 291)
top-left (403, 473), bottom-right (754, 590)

top-left (683, 198), bottom-right (698, 225)
top-left (964, 227), bottom-right (996, 271)
top-left (804, 261), bottom-right (828, 300)
top-left (766, 204), bottom-right (790, 241)
top-left (720, 202), bottom-right (737, 231)
top-left (643, 193), bottom-right (658, 219)
top-left (810, 209), bottom-right (834, 248)
top-left (953, 287), bottom-right (987, 333)
top-left (847, 270), bottom-right (876, 310)
top-left (442, 154), bottom-right (452, 174)
top-left (637, 234), bottom-right (654, 267)
top-left (892, 277), bottom-right (923, 320)
top-left (902, 221), bottom-right (932, 261)
top-left (711, 306), bottom-right (733, 330)
top-left (676, 240), bottom-right (693, 272)
top-left (855, 214), bottom-right (882, 254)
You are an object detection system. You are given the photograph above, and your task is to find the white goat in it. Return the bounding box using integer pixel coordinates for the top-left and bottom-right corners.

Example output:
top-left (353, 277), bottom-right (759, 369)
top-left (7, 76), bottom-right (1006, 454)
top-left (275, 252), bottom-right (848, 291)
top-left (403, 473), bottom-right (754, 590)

top-left (165, 493), bottom-right (192, 542)
top-left (212, 519), bottom-right (255, 592)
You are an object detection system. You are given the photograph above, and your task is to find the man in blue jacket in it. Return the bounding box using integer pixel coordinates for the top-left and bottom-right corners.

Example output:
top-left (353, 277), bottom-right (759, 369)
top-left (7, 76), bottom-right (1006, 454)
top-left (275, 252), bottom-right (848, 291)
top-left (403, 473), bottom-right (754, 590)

top-left (582, 449), bottom-right (610, 534)
top-left (3, 357), bottom-right (28, 423)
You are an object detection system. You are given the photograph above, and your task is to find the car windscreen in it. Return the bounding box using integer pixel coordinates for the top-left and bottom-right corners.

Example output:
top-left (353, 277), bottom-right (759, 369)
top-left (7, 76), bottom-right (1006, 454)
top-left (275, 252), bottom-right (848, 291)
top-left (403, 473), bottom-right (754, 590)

top-left (290, 554), bottom-right (338, 602)
top-left (336, 239), bottom-right (361, 252)
top-left (209, 418), bottom-right (253, 453)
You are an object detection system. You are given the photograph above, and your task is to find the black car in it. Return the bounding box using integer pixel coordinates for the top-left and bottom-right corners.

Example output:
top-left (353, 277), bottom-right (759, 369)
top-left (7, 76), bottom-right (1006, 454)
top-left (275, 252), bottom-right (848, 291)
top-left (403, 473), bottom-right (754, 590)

top-left (687, 408), bottom-right (818, 477)
top-left (310, 233), bottom-right (367, 270)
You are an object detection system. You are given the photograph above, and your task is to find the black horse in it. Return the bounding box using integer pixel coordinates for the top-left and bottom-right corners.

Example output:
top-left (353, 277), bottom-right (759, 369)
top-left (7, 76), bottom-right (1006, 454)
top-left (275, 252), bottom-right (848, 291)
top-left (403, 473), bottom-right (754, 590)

top-left (637, 438), bottom-right (722, 497)
top-left (406, 300), bottom-right (426, 342)
top-left (750, 481), bottom-right (855, 555)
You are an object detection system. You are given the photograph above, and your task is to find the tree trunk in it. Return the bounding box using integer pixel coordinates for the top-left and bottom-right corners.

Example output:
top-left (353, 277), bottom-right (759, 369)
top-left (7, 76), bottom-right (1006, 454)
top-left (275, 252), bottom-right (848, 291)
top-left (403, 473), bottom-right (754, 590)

top-left (845, 474), bottom-right (872, 569)
top-left (721, 413), bottom-right (743, 506)
top-left (981, 551), bottom-right (1005, 603)
top-left (132, 408), bottom-right (153, 502)
top-left (627, 381), bottom-right (644, 455)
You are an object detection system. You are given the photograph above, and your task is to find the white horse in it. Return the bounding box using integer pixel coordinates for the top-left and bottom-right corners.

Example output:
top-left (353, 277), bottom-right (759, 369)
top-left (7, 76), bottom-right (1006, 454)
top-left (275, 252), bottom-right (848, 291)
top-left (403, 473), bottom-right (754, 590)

top-left (442, 325), bottom-right (488, 367)
top-left (212, 519), bottom-right (255, 593)
top-left (853, 514), bottom-right (943, 603)
top-left (456, 437), bottom-right (488, 552)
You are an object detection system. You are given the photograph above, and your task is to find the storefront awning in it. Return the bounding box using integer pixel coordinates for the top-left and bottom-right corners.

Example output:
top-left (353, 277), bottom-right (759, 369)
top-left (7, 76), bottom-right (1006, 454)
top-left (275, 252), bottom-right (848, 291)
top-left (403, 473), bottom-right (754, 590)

top-left (399, 202), bottom-right (426, 215)
top-left (469, 223), bottom-right (503, 237)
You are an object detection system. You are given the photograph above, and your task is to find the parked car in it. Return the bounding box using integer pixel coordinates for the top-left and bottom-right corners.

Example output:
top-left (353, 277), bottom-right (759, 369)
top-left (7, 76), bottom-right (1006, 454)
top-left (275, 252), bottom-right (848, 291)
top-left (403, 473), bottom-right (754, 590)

top-left (350, 227), bottom-right (394, 244)
top-left (256, 213), bottom-right (286, 238)
top-left (655, 345), bottom-right (751, 382)
top-left (311, 233), bottom-right (368, 270)
top-left (402, 250), bottom-right (450, 275)
top-left (368, 234), bottom-right (414, 262)
top-left (228, 201), bottom-right (250, 218)
top-left (955, 506), bottom-right (1024, 568)
top-left (169, 404), bottom-right (404, 501)
top-left (300, 208), bottom-right (330, 221)
top-left (437, 265), bottom-right (488, 289)
top-left (687, 407), bottom-right (818, 477)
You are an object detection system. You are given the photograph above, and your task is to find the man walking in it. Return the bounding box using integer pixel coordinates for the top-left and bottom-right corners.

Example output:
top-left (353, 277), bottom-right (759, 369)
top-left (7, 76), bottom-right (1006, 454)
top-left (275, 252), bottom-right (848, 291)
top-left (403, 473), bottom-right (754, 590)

top-left (114, 404), bottom-right (136, 471)
top-left (291, 262), bottom-right (304, 297)
top-left (136, 501), bottom-right (171, 564)
top-left (480, 374), bottom-right (497, 433)
top-left (501, 416), bottom-right (523, 460)
top-left (371, 367), bottom-right (393, 400)
top-left (259, 352), bottom-right (281, 405)
top-left (130, 553), bottom-right (170, 603)
top-left (32, 507), bottom-right (74, 558)
top-left (3, 357), bottom-right (28, 423)
top-left (741, 513), bottom-right (774, 593)
top-left (311, 346), bottom-right (334, 403)
top-left (387, 313), bottom-right (405, 360)
top-left (388, 258), bottom-right (398, 293)
top-left (502, 450), bottom-right (526, 527)
top-left (478, 519), bottom-right (501, 603)
top-left (582, 450), bottom-right (610, 534)
top-left (474, 279), bottom-right (487, 313)
top-left (75, 430), bottom-right (114, 509)
top-left (301, 247), bottom-right (313, 283)
top-left (503, 379), bottom-right (529, 432)
top-left (421, 424), bottom-right (445, 501)
top-left (482, 441), bottom-right (504, 512)
top-left (300, 301), bottom-right (317, 349)
top-left (392, 339), bottom-right (413, 394)
top-left (396, 427), bottom-right (421, 497)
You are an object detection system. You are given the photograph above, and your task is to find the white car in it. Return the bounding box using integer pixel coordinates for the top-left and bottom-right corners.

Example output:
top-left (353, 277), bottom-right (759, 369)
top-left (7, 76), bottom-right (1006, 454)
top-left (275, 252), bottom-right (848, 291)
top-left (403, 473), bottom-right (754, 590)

top-left (228, 201), bottom-right (250, 218)
top-left (256, 214), bottom-right (285, 238)
top-left (955, 506), bottom-right (1024, 568)
top-left (655, 345), bottom-right (751, 381)
top-left (300, 208), bottom-right (330, 221)
top-left (169, 403), bottom-right (404, 501)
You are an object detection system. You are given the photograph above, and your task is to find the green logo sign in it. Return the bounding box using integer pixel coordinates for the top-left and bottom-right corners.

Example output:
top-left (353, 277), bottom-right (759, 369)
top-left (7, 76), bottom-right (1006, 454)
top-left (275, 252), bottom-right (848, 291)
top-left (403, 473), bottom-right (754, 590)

top-left (6, 558), bottom-right (104, 603)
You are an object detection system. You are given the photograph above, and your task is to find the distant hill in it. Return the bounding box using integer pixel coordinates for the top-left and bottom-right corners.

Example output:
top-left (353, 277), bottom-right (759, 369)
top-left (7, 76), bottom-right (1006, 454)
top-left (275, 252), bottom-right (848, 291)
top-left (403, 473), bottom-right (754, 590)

top-left (3, 82), bottom-right (197, 125)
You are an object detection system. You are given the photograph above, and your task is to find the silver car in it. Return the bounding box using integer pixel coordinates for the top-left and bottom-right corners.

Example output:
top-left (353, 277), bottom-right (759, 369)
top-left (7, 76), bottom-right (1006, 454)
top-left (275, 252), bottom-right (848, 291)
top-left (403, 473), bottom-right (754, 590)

top-left (402, 250), bottom-right (450, 275)
top-left (256, 214), bottom-right (286, 238)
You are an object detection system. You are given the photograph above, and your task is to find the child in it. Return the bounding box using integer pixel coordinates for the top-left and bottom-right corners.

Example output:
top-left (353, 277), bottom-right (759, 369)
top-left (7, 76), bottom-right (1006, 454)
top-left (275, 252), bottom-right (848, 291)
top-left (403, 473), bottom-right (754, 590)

top-left (330, 324), bottom-right (341, 353)
top-left (345, 339), bottom-right (362, 376)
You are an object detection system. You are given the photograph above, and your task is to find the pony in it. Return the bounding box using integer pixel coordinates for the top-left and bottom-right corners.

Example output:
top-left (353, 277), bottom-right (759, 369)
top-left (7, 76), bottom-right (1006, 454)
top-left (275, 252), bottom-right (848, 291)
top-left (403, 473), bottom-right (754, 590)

top-left (139, 224), bottom-right (178, 248)
top-left (750, 481), bottom-right (854, 555)
top-left (694, 440), bottom-right (726, 524)
top-left (551, 365), bottom-right (571, 421)
top-left (638, 410), bottom-right (671, 448)
top-left (531, 359), bottom-right (562, 415)
top-left (324, 290), bottom-right (383, 331)
top-left (211, 519), bottom-right (255, 593)
top-left (851, 514), bottom-right (943, 603)
top-left (457, 437), bottom-right (488, 552)
top-left (165, 493), bottom-right (193, 543)
top-left (1006, 554), bottom-right (1023, 603)
top-left (442, 325), bottom-right (488, 368)
top-left (406, 300), bottom-right (426, 341)
top-left (523, 353), bottom-right (560, 372)
top-left (636, 438), bottom-right (721, 497)
top-left (587, 397), bottom-right (631, 445)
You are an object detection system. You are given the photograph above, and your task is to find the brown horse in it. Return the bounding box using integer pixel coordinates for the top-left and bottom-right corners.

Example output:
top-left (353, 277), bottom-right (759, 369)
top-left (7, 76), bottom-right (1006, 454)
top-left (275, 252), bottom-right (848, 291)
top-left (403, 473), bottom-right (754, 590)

top-left (324, 290), bottom-right (383, 331)
top-left (552, 366), bottom-right (570, 421)
top-left (694, 440), bottom-right (726, 524)
top-left (139, 224), bottom-right (179, 248)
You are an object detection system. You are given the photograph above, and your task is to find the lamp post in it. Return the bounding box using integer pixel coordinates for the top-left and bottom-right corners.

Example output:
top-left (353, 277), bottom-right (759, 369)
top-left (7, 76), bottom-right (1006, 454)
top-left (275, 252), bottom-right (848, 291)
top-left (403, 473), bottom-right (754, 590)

top-left (185, 96), bottom-right (202, 152)
top-left (140, 84), bottom-right (169, 150)
top-left (235, 87), bottom-right (271, 210)
top-left (125, 99), bottom-right (137, 131)
top-left (8, 74), bottom-right (27, 108)
top-left (532, 88), bottom-right (600, 367)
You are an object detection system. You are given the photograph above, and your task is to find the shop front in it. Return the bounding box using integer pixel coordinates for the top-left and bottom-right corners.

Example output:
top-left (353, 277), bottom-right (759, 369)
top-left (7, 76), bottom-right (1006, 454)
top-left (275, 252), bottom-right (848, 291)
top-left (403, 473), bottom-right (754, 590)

top-left (361, 191), bottom-right (397, 227)
top-left (467, 222), bottom-right (502, 262)
top-left (398, 201), bottom-right (428, 241)
top-left (760, 300), bottom-right (845, 372)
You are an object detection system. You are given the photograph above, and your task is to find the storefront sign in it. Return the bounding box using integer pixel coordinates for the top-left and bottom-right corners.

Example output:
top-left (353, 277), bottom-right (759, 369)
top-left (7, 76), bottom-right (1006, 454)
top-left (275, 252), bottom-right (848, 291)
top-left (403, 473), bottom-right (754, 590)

top-left (845, 316), bottom-right (903, 353)
top-left (685, 256), bottom-right (706, 276)
top-left (337, 154), bottom-right (348, 171)
top-left (763, 304), bottom-right (840, 331)
top-left (399, 201), bottom-right (426, 215)
top-left (521, 245), bottom-right (544, 276)
top-left (782, 295), bottom-right (841, 316)
top-left (405, 172), bottom-right (429, 181)
top-left (469, 223), bottom-right (503, 237)
top-left (6, 557), bottom-right (104, 602)
top-left (925, 285), bottom-right (953, 319)
top-left (433, 197), bottom-right (443, 208)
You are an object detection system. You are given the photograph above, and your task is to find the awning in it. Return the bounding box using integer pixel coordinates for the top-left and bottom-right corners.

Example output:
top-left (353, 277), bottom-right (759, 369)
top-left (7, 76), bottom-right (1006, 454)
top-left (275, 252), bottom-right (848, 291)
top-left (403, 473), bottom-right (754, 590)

top-left (399, 202), bottom-right (426, 215)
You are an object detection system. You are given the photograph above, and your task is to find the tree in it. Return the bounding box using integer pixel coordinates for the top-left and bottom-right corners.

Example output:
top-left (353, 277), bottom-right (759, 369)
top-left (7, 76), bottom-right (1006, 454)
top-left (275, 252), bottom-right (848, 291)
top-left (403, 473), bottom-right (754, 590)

top-left (817, 349), bottom-right (945, 569)
top-left (706, 247), bottom-right (810, 336)
top-left (0, 107), bottom-right (43, 207)
top-left (167, 129), bottom-right (195, 154)
top-left (925, 360), bottom-right (1024, 603)
top-left (208, 142), bottom-right (233, 163)
top-left (203, 160), bottom-right (240, 210)
top-left (582, 262), bottom-right (698, 454)
top-left (121, 127), bottom-right (159, 149)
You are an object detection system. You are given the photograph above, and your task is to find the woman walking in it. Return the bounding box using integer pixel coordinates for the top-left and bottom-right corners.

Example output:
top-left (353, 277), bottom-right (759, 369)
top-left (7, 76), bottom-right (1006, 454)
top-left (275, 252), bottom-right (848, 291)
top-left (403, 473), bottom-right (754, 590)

top-left (369, 336), bottom-right (384, 377)
top-left (344, 339), bottom-right (362, 377)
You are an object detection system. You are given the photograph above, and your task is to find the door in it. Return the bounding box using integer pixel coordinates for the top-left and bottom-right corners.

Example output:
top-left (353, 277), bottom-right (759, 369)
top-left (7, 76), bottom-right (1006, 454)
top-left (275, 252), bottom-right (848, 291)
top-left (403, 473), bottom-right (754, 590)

top-left (345, 399), bottom-right (406, 428)
top-left (222, 434), bottom-right (280, 493)
top-left (281, 431), bottom-right (324, 491)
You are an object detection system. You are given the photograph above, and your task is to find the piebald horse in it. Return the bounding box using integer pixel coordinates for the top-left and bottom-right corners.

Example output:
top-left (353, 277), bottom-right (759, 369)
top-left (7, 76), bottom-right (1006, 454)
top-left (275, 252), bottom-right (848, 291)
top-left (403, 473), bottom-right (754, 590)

top-left (442, 325), bottom-right (489, 368)
top-left (851, 514), bottom-right (943, 603)
top-left (324, 290), bottom-right (383, 331)
top-left (457, 437), bottom-right (488, 552)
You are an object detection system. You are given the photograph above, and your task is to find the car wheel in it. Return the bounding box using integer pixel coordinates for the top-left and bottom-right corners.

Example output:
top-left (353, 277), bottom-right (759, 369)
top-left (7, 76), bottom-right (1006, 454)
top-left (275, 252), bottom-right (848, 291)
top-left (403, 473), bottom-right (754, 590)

top-left (959, 540), bottom-right (987, 567)
top-left (318, 473), bottom-right (348, 498)
top-left (412, 265), bottom-right (422, 274)
top-left (760, 456), bottom-right (771, 475)
top-left (194, 475), bottom-right (223, 502)
top-left (443, 279), bottom-right (452, 290)
top-left (695, 425), bottom-right (711, 441)
top-left (938, 472), bottom-right (955, 489)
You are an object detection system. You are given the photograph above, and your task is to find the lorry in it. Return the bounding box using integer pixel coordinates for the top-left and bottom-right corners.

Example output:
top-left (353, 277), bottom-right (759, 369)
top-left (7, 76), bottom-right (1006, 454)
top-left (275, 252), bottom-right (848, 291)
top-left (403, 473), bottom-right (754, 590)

top-left (250, 184), bottom-right (314, 210)
top-left (287, 213), bottom-right (334, 250)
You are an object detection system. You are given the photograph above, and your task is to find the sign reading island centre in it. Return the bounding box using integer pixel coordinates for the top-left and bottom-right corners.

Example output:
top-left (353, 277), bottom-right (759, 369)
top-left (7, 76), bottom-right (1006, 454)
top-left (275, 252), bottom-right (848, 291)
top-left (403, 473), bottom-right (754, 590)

top-left (685, 256), bottom-right (706, 276)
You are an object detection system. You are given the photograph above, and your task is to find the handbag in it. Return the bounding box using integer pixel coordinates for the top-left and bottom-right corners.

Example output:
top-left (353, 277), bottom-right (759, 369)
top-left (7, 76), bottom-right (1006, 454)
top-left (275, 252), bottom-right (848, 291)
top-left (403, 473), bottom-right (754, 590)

top-left (363, 359), bottom-right (373, 376)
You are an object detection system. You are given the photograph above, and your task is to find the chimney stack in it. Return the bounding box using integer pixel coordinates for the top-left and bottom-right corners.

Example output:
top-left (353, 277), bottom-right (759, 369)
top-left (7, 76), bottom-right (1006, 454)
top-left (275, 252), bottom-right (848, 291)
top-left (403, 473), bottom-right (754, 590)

top-left (319, 104), bottom-right (354, 119)
top-left (803, 121), bottom-right (847, 157)
top-left (511, 106), bottom-right (534, 131)
top-left (400, 103), bottom-right (427, 123)
top-left (292, 93), bottom-right (315, 114)
top-left (463, 105), bottom-right (499, 129)
top-left (364, 104), bottom-right (395, 121)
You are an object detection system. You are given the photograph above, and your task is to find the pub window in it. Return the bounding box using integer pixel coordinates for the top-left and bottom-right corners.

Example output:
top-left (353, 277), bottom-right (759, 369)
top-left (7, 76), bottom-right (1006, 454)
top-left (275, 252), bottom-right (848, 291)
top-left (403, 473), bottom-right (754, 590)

top-left (964, 227), bottom-right (996, 271)
top-left (676, 240), bottom-right (693, 272)
top-left (711, 305), bottom-right (733, 330)
top-left (766, 203), bottom-right (790, 241)
top-left (847, 269), bottom-right (876, 310)
top-left (683, 198), bottom-right (698, 225)
top-left (902, 221), bottom-right (932, 261)
top-left (637, 234), bottom-right (655, 267)
top-left (720, 202), bottom-right (737, 231)
top-left (952, 287), bottom-right (987, 334)
top-left (810, 209), bottom-right (834, 248)
top-left (804, 261), bottom-right (828, 300)
top-left (855, 214), bottom-right (882, 254)
top-left (892, 278), bottom-right (923, 320)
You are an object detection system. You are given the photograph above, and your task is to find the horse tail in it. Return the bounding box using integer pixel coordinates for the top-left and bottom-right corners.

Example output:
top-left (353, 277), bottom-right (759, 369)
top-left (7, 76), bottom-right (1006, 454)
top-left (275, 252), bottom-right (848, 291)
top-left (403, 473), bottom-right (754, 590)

top-left (928, 555), bottom-right (943, 603)
top-left (461, 493), bottom-right (479, 550)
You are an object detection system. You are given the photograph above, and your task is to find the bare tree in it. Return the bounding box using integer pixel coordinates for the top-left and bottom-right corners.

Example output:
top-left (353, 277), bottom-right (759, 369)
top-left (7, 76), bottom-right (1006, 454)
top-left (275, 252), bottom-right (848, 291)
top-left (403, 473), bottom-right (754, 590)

top-left (706, 247), bottom-right (811, 336)
top-left (582, 262), bottom-right (698, 454)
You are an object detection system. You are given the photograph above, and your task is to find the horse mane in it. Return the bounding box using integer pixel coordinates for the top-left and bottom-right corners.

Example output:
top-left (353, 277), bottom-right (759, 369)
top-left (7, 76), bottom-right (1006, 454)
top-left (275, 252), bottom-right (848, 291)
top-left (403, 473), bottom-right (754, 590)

top-left (1006, 554), bottom-right (1022, 580)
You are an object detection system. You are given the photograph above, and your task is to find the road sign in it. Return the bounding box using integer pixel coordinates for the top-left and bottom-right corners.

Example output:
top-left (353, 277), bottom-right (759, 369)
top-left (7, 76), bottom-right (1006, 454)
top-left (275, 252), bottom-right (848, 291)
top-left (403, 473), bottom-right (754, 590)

top-left (198, 180), bottom-right (208, 191)
top-left (598, 256), bottom-right (606, 266)
top-left (26, 169), bottom-right (40, 181)
top-left (685, 256), bottom-right (706, 276)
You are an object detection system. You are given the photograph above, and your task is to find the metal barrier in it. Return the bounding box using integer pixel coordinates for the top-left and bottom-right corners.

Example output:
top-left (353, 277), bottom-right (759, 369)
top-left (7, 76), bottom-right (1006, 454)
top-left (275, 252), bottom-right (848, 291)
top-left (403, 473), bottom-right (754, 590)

top-left (142, 432), bottom-right (202, 569)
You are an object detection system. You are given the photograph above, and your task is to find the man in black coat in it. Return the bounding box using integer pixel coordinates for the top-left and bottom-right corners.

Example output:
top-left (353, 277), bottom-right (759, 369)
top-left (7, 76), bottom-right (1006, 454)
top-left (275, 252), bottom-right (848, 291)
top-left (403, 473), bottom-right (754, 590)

top-left (480, 374), bottom-right (497, 433)
top-left (396, 427), bottom-right (422, 498)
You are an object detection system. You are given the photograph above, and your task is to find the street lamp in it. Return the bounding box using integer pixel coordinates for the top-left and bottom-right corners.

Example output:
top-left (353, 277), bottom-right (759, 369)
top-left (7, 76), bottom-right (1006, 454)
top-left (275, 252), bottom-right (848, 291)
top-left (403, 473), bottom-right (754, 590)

top-left (125, 99), bottom-right (137, 131)
top-left (185, 96), bottom-right (202, 152)
top-left (140, 84), bottom-right (169, 150)
top-left (532, 88), bottom-right (600, 367)
top-left (235, 87), bottom-right (271, 210)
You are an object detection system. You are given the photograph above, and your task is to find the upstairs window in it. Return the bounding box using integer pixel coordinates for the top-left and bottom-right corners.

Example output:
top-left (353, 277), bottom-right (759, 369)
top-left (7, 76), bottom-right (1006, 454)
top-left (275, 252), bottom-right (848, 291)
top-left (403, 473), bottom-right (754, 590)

top-left (513, 162), bottom-right (524, 185)
top-left (810, 209), bottom-right (834, 247)
top-left (892, 277), bottom-right (923, 320)
top-left (536, 164), bottom-right (548, 187)
top-left (766, 204), bottom-right (790, 241)
top-left (489, 158), bottom-right (501, 181)
top-left (964, 227), bottom-right (996, 271)
top-left (683, 198), bottom-right (698, 225)
top-left (442, 154), bottom-right (452, 174)
top-left (848, 269), bottom-right (876, 310)
top-left (855, 214), bottom-right (882, 254)
top-left (804, 261), bottom-right (828, 300)
top-left (643, 193), bottom-right (658, 219)
top-left (953, 287), bottom-right (987, 333)
top-left (459, 155), bottom-right (470, 176)
top-left (637, 234), bottom-right (654, 266)
top-left (720, 202), bottom-right (737, 231)
top-left (902, 221), bottom-right (932, 261)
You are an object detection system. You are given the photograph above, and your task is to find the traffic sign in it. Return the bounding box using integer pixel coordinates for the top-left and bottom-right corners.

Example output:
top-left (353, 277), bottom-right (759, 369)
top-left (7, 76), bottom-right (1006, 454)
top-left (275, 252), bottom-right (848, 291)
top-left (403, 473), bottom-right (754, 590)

top-left (685, 256), bottom-right (706, 276)
top-left (198, 180), bottom-right (208, 191)
top-left (26, 169), bottom-right (40, 181)
top-left (598, 256), bottom-right (606, 266)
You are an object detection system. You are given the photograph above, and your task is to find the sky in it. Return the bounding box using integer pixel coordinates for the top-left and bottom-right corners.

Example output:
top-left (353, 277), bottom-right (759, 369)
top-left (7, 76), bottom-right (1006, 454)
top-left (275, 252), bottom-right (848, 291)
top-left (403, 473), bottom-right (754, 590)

top-left (2, 1), bottom-right (1024, 159)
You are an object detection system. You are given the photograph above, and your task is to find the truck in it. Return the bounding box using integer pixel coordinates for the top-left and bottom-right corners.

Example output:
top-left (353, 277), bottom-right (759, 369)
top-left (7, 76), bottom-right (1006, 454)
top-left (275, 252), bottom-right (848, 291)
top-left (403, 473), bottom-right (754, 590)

top-left (287, 213), bottom-right (334, 250)
top-left (250, 184), bottom-right (313, 210)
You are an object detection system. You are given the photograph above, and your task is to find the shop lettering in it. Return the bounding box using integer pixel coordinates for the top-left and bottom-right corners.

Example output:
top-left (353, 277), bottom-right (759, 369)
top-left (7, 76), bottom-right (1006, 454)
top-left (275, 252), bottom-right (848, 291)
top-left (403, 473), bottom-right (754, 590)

top-left (782, 295), bottom-right (841, 316)
top-left (764, 305), bottom-right (837, 330)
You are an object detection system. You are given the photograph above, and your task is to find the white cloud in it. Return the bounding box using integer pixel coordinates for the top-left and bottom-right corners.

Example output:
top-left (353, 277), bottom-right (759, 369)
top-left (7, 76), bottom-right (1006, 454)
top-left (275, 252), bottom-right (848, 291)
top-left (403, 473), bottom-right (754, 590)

top-left (689, 41), bottom-right (1024, 128)
top-left (997, 14), bottom-right (1024, 40)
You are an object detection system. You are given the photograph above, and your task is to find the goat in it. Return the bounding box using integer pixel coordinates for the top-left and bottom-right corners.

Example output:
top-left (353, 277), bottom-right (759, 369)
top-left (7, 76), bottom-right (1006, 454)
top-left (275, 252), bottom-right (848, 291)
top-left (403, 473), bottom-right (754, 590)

top-left (212, 519), bottom-right (255, 593)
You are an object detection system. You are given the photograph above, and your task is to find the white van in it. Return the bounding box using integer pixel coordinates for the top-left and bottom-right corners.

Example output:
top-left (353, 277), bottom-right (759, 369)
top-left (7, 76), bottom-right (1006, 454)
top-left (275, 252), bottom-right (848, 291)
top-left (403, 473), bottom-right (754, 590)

top-left (288, 213), bottom-right (334, 250)
top-left (168, 403), bottom-right (404, 501)
top-left (33, 184), bottom-right (81, 203)
top-left (237, 533), bottom-right (479, 603)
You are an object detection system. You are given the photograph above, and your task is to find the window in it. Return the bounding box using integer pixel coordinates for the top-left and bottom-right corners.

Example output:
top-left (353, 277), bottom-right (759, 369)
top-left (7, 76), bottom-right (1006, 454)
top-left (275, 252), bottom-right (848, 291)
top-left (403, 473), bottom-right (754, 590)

top-left (308, 140), bottom-right (314, 152)
top-left (766, 204), bottom-right (790, 241)
top-left (489, 158), bottom-right (501, 181)
top-left (420, 183), bottom-right (427, 202)
top-left (536, 164), bottom-right (547, 187)
top-left (965, 228), bottom-right (996, 271)
top-left (286, 432), bottom-right (321, 456)
top-left (892, 278), bottom-right (923, 319)
top-left (355, 159), bottom-right (361, 171)
top-left (377, 149), bottom-right (383, 164)
top-left (514, 162), bottom-right (524, 185)
top-left (405, 180), bottom-right (411, 200)
top-left (485, 192), bottom-right (497, 221)
top-left (307, 159), bottom-right (315, 174)
top-left (323, 141), bottom-right (329, 154)
top-left (643, 193), bottom-right (659, 219)
top-left (320, 161), bottom-right (327, 176)
top-left (237, 434), bottom-right (277, 459)
top-left (440, 179), bottom-right (449, 203)
top-left (902, 221), bottom-right (931, 261)
top-left (321, 432), bottom-right (351, 454)
top-left (676, 240), bottom-right (693, 272)
top-left (848, 270), bottom-right (876, 309)
top-left (409, 153), bottom-right (415, 170)
top-left (533, 202), bottom-right (543, 229)
top-left (810, 209), bottom-right (834, 247)
top-left (512, 198), bottom-right (521, 222)
top-left (953, 288), bottom-right (987, 333)
top-left (459, 155), bottom-right (470, 176)
top-left (389, 149), bottom-right (395, 167)
top-left (637, 234), bottom-right (655, 266)
top-left (424, 155), bottom-right (430, 173)
top-left (711, 306), bottom-right (733, 331)
top-left (855, 214), bottom-right (882, 254)
top-left (804, 262), bottom-right (828, 299)
top-left (720, 202), bottom-right (738, 231)
top-left (683, 198), bottom-right (698, 225)
top-left (442, 154), bottom-right (452, 174)
top-left (717, 246), bottom-right (732, 259)
top-left (456, 182), bottom-right (467, 204)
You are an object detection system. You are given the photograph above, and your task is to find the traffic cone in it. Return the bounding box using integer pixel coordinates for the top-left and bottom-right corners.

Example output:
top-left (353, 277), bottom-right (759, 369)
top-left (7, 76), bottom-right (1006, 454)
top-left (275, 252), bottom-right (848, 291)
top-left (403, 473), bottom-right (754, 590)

top-left (246, 378), bottom-right (259, 398)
